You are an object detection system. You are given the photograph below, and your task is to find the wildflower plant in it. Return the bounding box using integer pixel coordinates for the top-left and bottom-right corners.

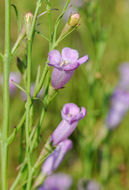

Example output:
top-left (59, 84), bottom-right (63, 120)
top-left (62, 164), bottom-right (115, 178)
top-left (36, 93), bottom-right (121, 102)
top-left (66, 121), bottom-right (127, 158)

top-left (0, 0), bottom-right (87, 189)
top-left (0, 0), bottom-right (128, 190)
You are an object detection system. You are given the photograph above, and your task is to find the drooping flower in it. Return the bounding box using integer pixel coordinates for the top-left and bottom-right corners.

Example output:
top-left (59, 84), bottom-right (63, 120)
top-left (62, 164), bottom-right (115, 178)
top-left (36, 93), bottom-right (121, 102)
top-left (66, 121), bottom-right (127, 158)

top-left (48, 47), bottom-right (88, 89)
top-left (78, 179), bottom-right (101, 190)
top-left (0, 72), bottom-right (21, 95)
top-left (39, 173), bottom-right (72, 190)
top-left (51, 103), bottom-right (86, 146)
top-left (106, 63), bottom-right (129, 129)
top-left (42, 140), bottom-right (72, 176)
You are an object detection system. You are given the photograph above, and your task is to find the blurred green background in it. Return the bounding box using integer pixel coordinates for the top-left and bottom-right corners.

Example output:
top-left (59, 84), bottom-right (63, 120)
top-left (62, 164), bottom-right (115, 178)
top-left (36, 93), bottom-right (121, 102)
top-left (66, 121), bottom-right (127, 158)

top-left (0, 0), bottom-right (129, 189)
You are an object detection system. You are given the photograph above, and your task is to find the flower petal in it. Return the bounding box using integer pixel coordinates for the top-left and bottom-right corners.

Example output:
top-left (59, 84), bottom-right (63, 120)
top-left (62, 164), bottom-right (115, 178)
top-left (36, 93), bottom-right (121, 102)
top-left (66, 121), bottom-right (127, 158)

top-left (78, 55), bottom-right (88, 65)
top-left (62, 47), bottom-right (79, 64)
top-left (51, 68), bottom-right (74, 89)
top-left (63, 62), bottom-right (79, 71)
top-left (48, 50), bottom-right (61, 67)
top-left (51, 120), bottom-right (78, 146)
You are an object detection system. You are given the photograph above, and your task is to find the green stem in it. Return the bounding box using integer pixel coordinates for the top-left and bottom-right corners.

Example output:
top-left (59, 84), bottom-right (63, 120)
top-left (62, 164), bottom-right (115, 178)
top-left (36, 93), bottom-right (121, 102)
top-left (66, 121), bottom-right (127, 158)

top-left (8, 112), bottom-right (26, 145)
top-left (25, 1), bottom-right (43, 189)
top-left (11, 26), bottom-right (26, 55)
top-left (25, 39), bottom-right (32, 188)
top-left (1, 0), bottom-right (11, 190)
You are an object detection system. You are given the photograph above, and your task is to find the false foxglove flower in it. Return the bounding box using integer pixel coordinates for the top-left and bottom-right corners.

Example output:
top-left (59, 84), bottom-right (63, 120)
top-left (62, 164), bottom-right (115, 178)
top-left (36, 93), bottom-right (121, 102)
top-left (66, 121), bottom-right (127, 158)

top-left (39, 173), bottom-right (72, 190)
top-left (0, 72), bottom-right (21, 95)
top-left (51, 103), bottom-right (86, 146)
top-left (48, 47), bottom-right (88, 89)
top-left (106, 63), bottom-right (129, 129)
top-left (106, 89), bottom-right (129, 129)
top-left (42, 139), bottom-right (72, 176)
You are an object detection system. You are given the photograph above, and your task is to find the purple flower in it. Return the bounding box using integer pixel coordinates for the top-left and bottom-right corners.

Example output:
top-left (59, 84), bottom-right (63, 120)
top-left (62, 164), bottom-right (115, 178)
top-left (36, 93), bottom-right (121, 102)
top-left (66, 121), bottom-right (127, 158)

top-left (51, 103), bottom-right (86, 146)
top-left (0, 72), bottom-right (21, 95)
top-left (48, 47), bottom-right (88, 89)
top-left (106, 89), bottom-right (129, 129)
top-left (78, 179), bottom-right (101, 190)
top-left (42, 140), bottom-right (72, 176)
top-left (106, 63), bottom-right (129, 129)
top-left (39, 173), bottom-right (72, 190)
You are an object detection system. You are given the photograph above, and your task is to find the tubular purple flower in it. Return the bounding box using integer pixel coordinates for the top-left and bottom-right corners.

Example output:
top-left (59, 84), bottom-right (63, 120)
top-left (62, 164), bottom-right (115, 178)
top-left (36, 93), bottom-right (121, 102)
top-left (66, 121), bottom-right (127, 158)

top-left (106, 63), bottom-right (129, 129)
top-left (42, 140), bottom-right (72, 176)
top-left (0, 72), bottom-right (21, 95)
top-left (106, 89), bottom-right (129, 129)
top-left (51, 103), bottom-right (86, 146)
top-left (48, 47), bottom-right (88, 89)
top-left (39, 173), bottom-right (72, 190)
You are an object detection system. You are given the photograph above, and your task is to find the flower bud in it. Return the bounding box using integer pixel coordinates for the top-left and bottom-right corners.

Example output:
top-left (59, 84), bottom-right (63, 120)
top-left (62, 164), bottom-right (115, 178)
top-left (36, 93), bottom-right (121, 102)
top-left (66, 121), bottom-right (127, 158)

top-left (25, 12), bottom-right (33, 38)
top-left (68, 13), bottom-right (80, 27)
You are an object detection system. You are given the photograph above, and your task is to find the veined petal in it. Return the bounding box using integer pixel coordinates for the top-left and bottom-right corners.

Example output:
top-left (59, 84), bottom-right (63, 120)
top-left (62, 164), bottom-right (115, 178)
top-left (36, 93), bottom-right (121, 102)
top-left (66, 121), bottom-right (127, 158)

top-left (48, 50), bottom-right (61, 66)
top-left (78, 55), bottom-right (88, 65)
top-left (62, 47), bottom-right (79, 64)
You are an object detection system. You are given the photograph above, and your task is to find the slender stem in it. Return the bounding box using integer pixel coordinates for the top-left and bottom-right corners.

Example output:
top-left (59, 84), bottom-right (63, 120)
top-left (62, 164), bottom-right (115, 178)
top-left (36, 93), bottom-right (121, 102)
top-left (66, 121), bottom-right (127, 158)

top-left (25, 39), bottom-right (32, 185)
top-left (1, 0), bottom-right (11, 190)
top-left (8, 112), bottom-right (26, 145)
top-left (11, 26), bottom-right (26, 55)
top-left (25, 1), bottom-right (43, 189)
top-left (0, 52), bottom-right (4, 62)
top-left (10, 164), bottom-right (27, 190)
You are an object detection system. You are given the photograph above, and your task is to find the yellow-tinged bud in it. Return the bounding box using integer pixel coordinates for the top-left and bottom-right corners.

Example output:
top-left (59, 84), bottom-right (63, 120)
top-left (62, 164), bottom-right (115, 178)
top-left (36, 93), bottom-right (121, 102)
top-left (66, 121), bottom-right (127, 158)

top-left (25, 12), bottom-right (33, 23)
top-left (25, 12), bottom-right (33, 38)
top-left (68, 13), bottom-right (80, 27)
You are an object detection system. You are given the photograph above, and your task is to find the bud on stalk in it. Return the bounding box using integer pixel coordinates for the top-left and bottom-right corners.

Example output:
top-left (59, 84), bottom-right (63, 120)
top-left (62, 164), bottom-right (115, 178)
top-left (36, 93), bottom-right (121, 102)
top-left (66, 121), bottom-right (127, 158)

top-left (25, 12), bottom-right (33, 38)
top-left (58, 12), bottom-right (80, 42)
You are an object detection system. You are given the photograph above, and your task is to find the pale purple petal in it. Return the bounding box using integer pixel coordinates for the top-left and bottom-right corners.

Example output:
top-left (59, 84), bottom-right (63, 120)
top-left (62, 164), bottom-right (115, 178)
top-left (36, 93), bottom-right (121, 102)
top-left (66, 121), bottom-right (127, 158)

top-left (51, 68), bottom-right (74, 89)
top-left (40, 173), bottom-right (72, 190)
top-left (62, 47), bottom-right (79, 64)
top-left (51, 120), bottom-right (78, 146)
top-left (63, 62), bottom-right (79, 71)
top-left (106, 89), bottom-right (129, 129)
top-left (42, 146), bottom-right (61, 176)
top-left (61, 103), bottom-right (86, 124)
top-left (42, 140), bottom-right (72, 176)
top-left (54, 140), bottom-right (72, 169)
top-left (78, 55), bottom-right (88, 65)
top-left (51, 103), bottom-right (86, 145)
top-left (48, 50), bottom-right (62, 67)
